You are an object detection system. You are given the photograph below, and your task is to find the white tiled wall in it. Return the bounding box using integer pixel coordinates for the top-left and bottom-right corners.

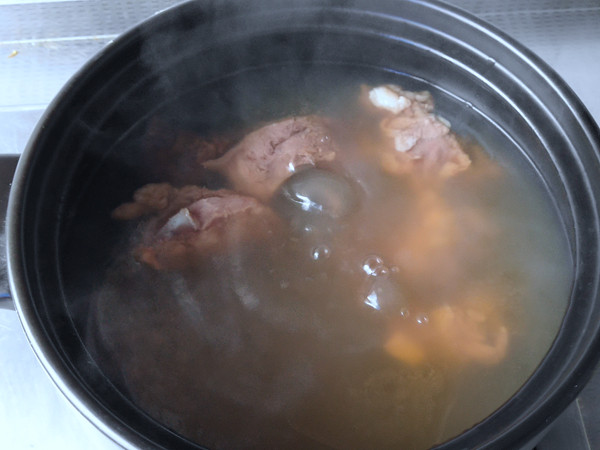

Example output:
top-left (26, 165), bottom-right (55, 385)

top-left (0, 0), bottom-right (185, 154)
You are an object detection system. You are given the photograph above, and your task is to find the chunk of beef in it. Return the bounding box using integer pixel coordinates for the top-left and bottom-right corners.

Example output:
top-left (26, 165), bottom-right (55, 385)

top-left (133, 189), bottom-right (282, 271)
top-left (366, 84), bottom-right (471, 178)
top-left (111, 183), bottom-right (221, 221)
top-left (203, 116), bottom-right (338, 201)
top-left (112, 183), bottom-right (282, 270)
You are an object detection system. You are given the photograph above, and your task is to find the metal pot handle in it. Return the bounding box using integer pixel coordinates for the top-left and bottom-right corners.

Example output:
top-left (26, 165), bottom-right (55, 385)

top-left (0, 293), bottom-right (13, 310)
top-left (1, 154), bottom-right (20, 311)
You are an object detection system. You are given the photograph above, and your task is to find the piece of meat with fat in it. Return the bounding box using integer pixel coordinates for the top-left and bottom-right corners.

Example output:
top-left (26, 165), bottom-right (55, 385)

top-left (203, 116), bottom-right (338, 201)
top-left (379, 128), bottom-right (471, 179)
top-left (365, 84), bottom-right (471, 178)
top-left (111, 183), bottom-right (221, 221)
top-left (133, 189), bottom-right (282, 271)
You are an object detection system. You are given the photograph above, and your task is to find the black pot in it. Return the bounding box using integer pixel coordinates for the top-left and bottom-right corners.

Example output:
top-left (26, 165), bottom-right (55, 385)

top-left (6, 0), bottom-right (600, 448)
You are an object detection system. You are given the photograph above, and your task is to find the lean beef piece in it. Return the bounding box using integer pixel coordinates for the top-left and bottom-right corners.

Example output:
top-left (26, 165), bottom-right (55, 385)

top-left (203, 116), bottom-right (338, 201)
top-left (113, 184), bottom-right (282, 271)
top-left (366, 85), bottom-right (471, 178)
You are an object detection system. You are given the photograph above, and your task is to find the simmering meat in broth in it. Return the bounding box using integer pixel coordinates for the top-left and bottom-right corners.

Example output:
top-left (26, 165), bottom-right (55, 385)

top-left (88, 82), bottom-right (571, 449)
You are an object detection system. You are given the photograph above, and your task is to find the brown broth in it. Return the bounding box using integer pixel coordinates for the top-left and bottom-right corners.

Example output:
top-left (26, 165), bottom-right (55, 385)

top-left (89, 81), bottom-right (571, 450)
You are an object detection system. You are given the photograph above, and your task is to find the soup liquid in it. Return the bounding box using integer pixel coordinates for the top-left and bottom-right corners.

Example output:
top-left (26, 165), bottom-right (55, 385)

top-left (89, 78), bottom-right (571, 450)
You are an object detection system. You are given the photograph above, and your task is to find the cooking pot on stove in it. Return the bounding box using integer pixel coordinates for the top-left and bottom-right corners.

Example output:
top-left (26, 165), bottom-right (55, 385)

top-left (4, 0), bottom-right (600, 448)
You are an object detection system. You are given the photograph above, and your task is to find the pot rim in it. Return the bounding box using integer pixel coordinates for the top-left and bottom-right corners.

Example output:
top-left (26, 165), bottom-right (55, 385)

top-left (7, 1), bottom-right (600, 449)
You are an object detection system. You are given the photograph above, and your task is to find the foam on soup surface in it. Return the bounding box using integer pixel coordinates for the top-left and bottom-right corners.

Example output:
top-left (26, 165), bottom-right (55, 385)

top-left (90, 81), bottom-right (571, 449)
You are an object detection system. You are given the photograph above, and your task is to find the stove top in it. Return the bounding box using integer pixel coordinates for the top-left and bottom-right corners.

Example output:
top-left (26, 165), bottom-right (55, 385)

top-left (1, 1), bottom-right (599, 448)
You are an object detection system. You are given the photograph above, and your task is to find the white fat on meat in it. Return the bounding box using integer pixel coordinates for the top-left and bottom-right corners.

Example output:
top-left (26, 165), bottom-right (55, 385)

top-left (368, 85), bottom-right (413, 114)
top-left (367, 84), bottom-right (471, 178)
top-left (158, 208), bottom-right (199, 237)
top-left (135, 190), bottom-right (282, 271)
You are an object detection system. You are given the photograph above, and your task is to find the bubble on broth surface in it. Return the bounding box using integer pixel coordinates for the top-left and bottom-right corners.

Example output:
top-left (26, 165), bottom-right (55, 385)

top-left (363, 275), bottom-right (407, 314)
top-left (276, 166), bottom-right (358, 221)
top-left (311, 244), bottom-right (331, 261)
top-left (362, 254), bottom-right (388, 277)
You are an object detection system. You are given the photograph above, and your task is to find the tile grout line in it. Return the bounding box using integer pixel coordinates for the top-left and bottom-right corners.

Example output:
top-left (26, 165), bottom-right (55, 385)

top-left (0, 34), bottom-right (116, 45)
